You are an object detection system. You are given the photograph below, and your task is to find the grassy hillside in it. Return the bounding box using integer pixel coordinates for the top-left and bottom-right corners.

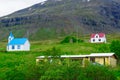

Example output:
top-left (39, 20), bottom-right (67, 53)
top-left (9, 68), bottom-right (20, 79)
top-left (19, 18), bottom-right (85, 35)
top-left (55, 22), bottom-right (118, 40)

top-left (0, 34), bottom-right (120, 79)
top-left (0, 40), bottom-right (110, 54)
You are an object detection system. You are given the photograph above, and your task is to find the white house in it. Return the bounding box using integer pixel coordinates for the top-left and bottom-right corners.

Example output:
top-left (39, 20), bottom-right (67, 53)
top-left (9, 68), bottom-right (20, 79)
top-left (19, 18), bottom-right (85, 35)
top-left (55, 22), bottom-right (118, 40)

top-left (90, 33), bottom-right (106, 43)
top-left (7, 32), bottom-right (30, 51)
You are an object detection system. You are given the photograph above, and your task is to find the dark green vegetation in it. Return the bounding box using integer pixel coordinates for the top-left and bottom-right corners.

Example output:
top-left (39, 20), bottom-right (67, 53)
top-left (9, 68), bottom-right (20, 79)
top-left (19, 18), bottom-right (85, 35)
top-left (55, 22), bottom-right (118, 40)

top-left (0, 52), bottom-right (118, 80)
top-left (110, 40), bottom-right (120, 65)
top-left (0, 36), bottom-right (120, 80)
top-left (0, 0), bottom-right (120, 40)
top-left (60, 36), bottom-right (83, 43)
top-left (38, 59), bottom-right (117, 80)
top-left (110, 40), bottom-right (120, 59)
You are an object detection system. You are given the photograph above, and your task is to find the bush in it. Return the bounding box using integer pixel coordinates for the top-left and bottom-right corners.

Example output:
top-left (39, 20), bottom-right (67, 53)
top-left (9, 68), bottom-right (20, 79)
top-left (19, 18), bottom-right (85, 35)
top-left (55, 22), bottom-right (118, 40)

top-left (110, 40), bottom-right (120, 59)
top-left (39, 59), bottom-right (117, 80)
top-left (44, 47), bottom-right (61, 57)
top-left (60, 36), bottom-right (83, 43)
top-left (5, 69), bottom-right (25, 80)
top-left (84, 65), bottom-right (116, 80)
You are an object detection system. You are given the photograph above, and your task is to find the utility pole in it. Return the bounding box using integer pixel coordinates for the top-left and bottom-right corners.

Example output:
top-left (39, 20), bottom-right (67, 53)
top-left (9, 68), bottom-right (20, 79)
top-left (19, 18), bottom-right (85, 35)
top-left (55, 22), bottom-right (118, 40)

top-left (76, 25), bottom-right (79, 44)
top-left (26, 30), bottom-right (29, 38)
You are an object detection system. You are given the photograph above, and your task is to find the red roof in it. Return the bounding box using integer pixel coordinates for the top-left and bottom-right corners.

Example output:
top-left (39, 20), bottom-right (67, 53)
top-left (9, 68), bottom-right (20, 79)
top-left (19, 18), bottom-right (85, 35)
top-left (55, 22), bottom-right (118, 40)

top-left (91, 33), bottom-right (105, 38)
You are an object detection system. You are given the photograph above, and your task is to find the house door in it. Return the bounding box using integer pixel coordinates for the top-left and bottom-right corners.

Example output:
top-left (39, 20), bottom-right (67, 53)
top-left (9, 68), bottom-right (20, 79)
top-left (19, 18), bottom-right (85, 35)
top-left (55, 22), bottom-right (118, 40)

top-left (90, 57), bottom-right (95, 62)
top-left (104, 58), bottom-right (105, 65)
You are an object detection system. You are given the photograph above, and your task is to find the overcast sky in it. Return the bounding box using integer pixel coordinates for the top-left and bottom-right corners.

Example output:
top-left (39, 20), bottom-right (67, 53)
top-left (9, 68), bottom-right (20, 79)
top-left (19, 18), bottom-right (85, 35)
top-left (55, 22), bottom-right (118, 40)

top-left (0, 0), bottom-right (47, 17)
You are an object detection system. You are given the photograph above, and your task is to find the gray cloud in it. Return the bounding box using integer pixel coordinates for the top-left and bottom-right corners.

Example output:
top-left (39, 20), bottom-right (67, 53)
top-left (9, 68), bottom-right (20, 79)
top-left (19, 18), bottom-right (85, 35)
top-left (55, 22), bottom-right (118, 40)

top-left (0, 0), bottom-right (46, 17)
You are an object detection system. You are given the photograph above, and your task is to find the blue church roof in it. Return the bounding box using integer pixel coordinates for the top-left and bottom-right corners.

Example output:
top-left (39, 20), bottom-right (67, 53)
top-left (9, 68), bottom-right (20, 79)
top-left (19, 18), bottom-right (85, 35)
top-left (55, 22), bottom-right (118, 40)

top-left (9, 32), bottom-right (14, 38)
top-left (8, 38), bottom-right (28, 45)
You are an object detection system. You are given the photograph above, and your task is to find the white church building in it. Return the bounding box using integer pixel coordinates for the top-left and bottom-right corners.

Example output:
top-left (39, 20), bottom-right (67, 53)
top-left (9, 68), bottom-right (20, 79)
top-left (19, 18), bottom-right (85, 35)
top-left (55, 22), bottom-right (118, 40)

top-left (90, 33), bottom-right (106, 43)
top-left (7, 32), bottom-right (30, 51)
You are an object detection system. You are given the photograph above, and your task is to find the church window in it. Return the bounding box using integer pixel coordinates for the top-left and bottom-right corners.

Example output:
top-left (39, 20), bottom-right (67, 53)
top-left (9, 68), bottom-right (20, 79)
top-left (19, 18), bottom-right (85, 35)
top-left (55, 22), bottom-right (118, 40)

top-left (12, 46), bottom-right (15, 49)
top-left (17, 45), bottom-right (20, 49)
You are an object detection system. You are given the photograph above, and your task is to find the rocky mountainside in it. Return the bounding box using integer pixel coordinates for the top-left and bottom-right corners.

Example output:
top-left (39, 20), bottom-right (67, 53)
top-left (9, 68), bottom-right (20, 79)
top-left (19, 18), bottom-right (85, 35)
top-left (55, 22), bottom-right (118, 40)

top-left (0, 0), bottom-right (120, 40)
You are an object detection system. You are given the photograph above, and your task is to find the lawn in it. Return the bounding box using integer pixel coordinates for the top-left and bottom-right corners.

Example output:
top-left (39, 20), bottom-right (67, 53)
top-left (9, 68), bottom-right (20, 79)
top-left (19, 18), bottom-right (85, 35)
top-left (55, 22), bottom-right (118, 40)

top-left (30, 39), bottom-right (110, 54)
top-left (0, 37), bottom-right (119, 80)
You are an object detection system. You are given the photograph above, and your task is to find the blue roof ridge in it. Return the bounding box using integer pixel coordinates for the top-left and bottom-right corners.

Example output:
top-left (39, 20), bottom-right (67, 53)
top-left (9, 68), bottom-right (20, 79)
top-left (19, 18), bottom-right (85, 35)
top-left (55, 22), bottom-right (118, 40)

top-left (8, 38), bottom-right (28, 45)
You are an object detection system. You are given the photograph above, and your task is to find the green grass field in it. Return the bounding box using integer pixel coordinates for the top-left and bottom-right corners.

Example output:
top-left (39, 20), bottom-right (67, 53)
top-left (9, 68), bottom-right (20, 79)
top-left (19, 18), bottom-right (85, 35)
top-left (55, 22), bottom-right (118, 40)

top-left (0, 35), bottom-right (120, 80)
top-left (31, 40), bottom-right (110, 54)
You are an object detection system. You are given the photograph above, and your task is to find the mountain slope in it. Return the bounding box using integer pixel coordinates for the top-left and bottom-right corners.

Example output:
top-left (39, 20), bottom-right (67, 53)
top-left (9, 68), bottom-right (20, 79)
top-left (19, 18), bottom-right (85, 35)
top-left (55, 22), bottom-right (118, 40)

top-left (0, 0), bottom-right (120, 40)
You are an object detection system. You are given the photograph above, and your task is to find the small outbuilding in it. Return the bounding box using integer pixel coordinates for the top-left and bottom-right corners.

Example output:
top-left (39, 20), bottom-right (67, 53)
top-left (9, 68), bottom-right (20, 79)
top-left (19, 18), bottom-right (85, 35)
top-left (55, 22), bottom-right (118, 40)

top-left (7, 32), bottom-right (30, 51)
top-left (90, 33), bottom-right (106, 43)
top-left (36, 53), bottom-right (117, 67)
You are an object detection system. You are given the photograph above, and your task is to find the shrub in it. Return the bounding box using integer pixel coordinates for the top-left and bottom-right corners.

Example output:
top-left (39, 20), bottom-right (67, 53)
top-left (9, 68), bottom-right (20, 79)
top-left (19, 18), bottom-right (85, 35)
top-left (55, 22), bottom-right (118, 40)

top-left (5, 69), bottom-right (25, 80)
top-left (44, 47), bottom-right (61, 57)
top-left (84, 65), bottom-right (116, 80)
top-left (60, 36), bottom-right (83, 43)
top-left (110, 40), bottom-right (120, 59)
top-left (39, 58), bottom-right (117, 80)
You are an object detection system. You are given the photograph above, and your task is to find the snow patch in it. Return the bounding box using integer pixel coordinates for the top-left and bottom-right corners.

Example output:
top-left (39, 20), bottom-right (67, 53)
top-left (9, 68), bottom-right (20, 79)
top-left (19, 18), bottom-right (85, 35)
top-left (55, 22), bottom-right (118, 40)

top-left (87, 0), bottom-right (90, 2)
top-left (55, 0), bottom-right (62, 1)
top-left (28, 8), bottom-right (32, 11)
top-left (82, 0), bottom-right (91, 2)
top-left (3, 17), bottom-right (9, 19)
top-left (40, 0), bottom-right (47, 5)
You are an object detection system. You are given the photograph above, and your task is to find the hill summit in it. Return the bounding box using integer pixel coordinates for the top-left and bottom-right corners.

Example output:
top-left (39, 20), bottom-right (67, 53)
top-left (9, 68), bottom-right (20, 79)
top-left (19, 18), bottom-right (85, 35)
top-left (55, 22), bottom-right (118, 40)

top-left (0, 0), bottom-right (120, 40)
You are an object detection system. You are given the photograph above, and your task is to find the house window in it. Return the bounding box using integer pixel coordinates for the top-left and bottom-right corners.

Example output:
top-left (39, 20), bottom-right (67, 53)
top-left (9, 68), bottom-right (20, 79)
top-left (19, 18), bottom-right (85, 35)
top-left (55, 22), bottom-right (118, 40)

top-left (17, 45), bottom-right (21, 49)
top-left (99, 39), bottom-right (101, 41)
top-left (93, 39), bottom-right (95, 42)
top-left (12, 46), bottom-right (15, 49)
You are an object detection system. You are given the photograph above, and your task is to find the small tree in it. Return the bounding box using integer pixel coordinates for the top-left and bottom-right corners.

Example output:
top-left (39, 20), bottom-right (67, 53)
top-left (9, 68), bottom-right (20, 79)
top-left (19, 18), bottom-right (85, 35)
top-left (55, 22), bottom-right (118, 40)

top-left (60, 36), bottom-right (83, 44)
top-left (110, 40), bottom-right (120, 60)
top-left (84, 65), bottom-right (116, 80)
top-left (44, 47), bottom-right (61, 58)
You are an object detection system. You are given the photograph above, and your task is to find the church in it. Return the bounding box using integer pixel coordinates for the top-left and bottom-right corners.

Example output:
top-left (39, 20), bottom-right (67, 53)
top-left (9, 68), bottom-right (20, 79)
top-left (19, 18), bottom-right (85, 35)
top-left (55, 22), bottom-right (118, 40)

top-left (7, 32), bottom-right (30, 51)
